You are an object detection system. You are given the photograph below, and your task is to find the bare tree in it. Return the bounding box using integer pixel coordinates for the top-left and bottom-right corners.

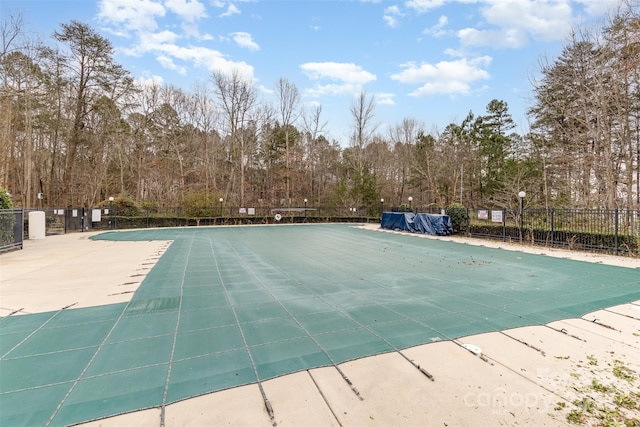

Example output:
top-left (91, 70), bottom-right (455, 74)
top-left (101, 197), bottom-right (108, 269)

top-left (345, 91), bottom-right (379, 205)
top-left (350, 90), bottom-right (377, 152)
top-left (211, 69), bottom-right (257, 206)
top-left (275, 77), bottom-right (300, 205)
top-left (388, 117), bottom-right (423, 205)
top-left (301, 104), bottom-right (328, 204)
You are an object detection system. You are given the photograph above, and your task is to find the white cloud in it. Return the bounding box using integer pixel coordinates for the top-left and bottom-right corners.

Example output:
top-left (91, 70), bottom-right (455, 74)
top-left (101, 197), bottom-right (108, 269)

top-left (98, 0), bottom-right (165, 32)
top-left (404, 0), bottom-right (448, 14)
top-left (301, 62), bottom-right (377, 97)
top-left (231, 32), bottom-right (260, 51)
top-left (384, 15), bottom-right (399, 28)
top-left (301, 62), bottom-right (376, 84)
top-left (303, 83), bottom-right (360, 97)
top-left (457, 27), bottom-right (529, 49)
top-left (155, 44), bottom-right (254, 79)
top-left (575, 0), bottom-right (621, 16)
top-left (423, 14), bottom-right (449, 37)
top-left (383, 5), bottom-right (402, 28)
top-left (156, 54), bottom-right (188, 74)
top-left (99, 0), bottom-right (255, 82)
top-left (120, 30), bottom-right (179, 56)
top-left (405, 0), bottom-right (593, 49)
top-left (134, 75), bottom-right (165, 88)
top-left (480, 0), bottom-right (574, 43)
top-left (219, 3), bottom-right (241, 18)
top-left (376, 93), bottom-right (395, 106)
top-left (164, 0), bottom-right (206, 23)
top-left (391, 56), bottom-right (491, 97)
top-left (451, 0), bottom-right (608, 50)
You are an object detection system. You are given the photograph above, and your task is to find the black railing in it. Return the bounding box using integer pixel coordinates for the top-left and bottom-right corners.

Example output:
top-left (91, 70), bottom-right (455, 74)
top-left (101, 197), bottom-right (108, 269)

top-left (6, 206), bottom-right (639, 257)
top-left (21, 205), bottom-right (383, 233)
top-left (0, 209), bottom-right (24, 252)
top-left (467, 208), bottom-right (639, 256)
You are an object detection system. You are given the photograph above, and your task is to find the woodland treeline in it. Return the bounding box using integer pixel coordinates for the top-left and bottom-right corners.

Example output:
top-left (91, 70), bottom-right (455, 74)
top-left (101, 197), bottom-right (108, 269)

top-left (1, 4), bottom-right (638, 212)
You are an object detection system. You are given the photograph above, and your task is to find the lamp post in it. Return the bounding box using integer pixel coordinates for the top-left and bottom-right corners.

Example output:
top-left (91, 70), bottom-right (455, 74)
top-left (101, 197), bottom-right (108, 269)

top-left (219, 198), bottom-right (223, 217)
top-left (408, 196), bottom-right (413, 212)
top-left (108, 196), bottom-right (114, 229)
top-left (304, 198), bottom-right (307, 218)
top-left (518, 191), bottom-right (526, 242)
top-left (380, 198), bottom-right (384, 215)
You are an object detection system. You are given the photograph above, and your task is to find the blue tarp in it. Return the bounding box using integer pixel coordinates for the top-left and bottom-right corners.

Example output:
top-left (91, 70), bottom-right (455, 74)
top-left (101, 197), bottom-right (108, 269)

top-left (380, 212), bottom-right (452, 236)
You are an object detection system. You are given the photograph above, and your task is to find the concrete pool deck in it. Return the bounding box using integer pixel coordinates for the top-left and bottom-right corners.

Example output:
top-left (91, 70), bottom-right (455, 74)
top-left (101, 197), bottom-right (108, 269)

top-left (1, 226), bottom-right (639, 426)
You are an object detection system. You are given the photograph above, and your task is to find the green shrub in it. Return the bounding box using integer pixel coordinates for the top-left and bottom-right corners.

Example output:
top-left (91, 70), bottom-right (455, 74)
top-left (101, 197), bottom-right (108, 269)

top-left (98, 195), bottom-right (139, 216)
top-left (0, 188), bottom-right (15, 247)
top-left (398, 203), bottom-right (413, 212)
top-left (445, 203), bottom-right (469, 234)
top-left (181, 191), bottom-right (219, 217)
top-left (0, 188), bottom-right (13, 209)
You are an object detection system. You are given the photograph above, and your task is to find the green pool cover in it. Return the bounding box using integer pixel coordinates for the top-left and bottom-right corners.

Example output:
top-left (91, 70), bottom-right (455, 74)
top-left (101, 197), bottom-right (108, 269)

top-left (1, 224), bottom-right (639, 426)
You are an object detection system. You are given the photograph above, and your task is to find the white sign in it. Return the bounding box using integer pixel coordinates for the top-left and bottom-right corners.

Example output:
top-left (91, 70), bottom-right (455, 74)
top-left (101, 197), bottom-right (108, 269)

top-left (478, 210), bottom-right (489, 220)
top-left (248, 207), bottom-right (255, 215)
top-left (72, 209), bottom-right (78, 218)
top-left (92, 209), bottom-right (102, 222)
top-left (491, 210), bottom-right (503, 223)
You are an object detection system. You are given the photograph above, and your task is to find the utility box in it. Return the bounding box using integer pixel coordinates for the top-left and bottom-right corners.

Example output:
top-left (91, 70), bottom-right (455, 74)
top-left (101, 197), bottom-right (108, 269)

top-left (28, 211), bottom-right (46, 239)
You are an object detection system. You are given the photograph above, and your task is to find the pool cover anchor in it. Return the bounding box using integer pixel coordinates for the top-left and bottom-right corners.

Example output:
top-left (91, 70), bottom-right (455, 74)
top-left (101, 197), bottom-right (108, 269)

top-left (457, 342), bottom-right (492, 365)
top-left (590, 318), bottom-right (619, 331)
top-left (501, 332), bottom-right (546, 356)
top-left (551, 326), bottom-right (586, 342)
top-left (399, 354), bottom-right (435, 381)
top-left (343, 374), bottom-right (364, 400)
top-left (107, 290), bottom-right (134, 296)
top-left (416, 364), bottom-right (435, 381)
top-left (264, 397), bottom-right (276, 426)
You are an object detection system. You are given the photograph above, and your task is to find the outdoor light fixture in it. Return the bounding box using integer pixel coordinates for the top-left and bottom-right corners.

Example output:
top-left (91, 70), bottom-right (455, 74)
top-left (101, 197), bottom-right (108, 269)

top-left (518, 191), bottom-right (526, 242)
top-left (380, 198), bottom-right (384, 214)
top-left (408, 196), bottom-right (413, 211)
top-left (304, 198), bottom-right (307, 218)
top-left (219, 198), bottom-right (223, 217)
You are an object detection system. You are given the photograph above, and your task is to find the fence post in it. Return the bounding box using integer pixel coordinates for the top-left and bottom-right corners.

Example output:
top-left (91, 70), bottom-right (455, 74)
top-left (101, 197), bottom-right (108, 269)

top-left (502, 209), bottom-right (507, 242)
top-left (550, 209), bottom-right (555, 247)
top-left (614, 209), bottom-right (619, 256)
top-left (465, 208), bottom-right (470, 236)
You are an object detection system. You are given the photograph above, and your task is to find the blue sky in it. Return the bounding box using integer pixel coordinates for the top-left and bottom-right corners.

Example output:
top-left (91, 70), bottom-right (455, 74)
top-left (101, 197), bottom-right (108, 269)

top-left (3, 0), bottom-right (621, 145)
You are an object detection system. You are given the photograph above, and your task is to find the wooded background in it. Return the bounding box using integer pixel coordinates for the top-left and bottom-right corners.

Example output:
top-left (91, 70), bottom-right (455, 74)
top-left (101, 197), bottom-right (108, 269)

top-left (1, 4), bottom-right (638, 213)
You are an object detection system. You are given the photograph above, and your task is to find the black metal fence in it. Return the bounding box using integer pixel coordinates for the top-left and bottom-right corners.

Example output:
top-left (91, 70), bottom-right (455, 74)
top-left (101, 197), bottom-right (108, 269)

top-left (467, 208), bottom-right (639, 256)
top-left (0, 209), bottom-right (24, 252)
top-left (21, 205), bottom-right (382, 234)
top-left (4, 206), bottom-right (638, 257)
